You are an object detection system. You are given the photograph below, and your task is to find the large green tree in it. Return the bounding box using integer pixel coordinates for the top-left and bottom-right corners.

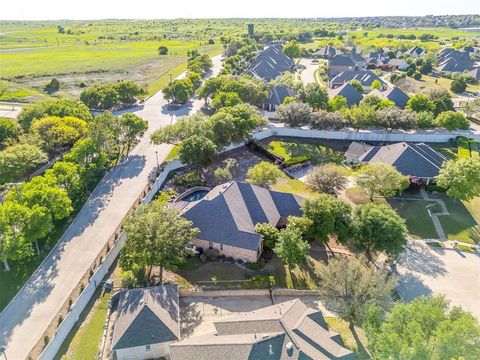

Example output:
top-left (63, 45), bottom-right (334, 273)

top-left (274, 226), bottom-right (310, 272)
top-left (356, 163), bottom-right (409, 201)
top-left (316, 256), bottom-right (395, 329)
top-left (118, 113), bottom-right (148, 154)
top-left (305, 163), bottom-right (347, 194)
top-left (376, 107), bottom-right (417, 132)
top-left (283, 40), bottom-right (301, 59)
top-left (297, 82), bottom-right (328, 111)
top-left (301, 195), bottom-right (352, 244)
top-left (0, 118), bottom-right (19, 148)
top-left (436, 158), bottom-right (480, 200)
top-left (277, 102), bottom-right (312, 127)
top-left (151, 113), bottom-right (209, 145)
top-left (246, 161), bottom-right (283, 188)
top-left (163, 78), bottom-right (195, 104)
top-left (0, 144), bottom-right (48, 184)
top-left (367, 296), bottom-right (480, 360)
top-left (178, 135), bottom-right (217, 167)
top-left (406, 94), bottom-right (435, 113)
top-left (120, 200), bottom-right (199, 284)
top-left (353, 202), bottom-right (408, 259)
top-left (435, 111), bottom-right (469, 131)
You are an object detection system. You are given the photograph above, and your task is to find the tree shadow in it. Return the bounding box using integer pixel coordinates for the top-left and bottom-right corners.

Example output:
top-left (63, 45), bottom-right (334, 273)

top-left (351, 326), bottom-right (372, 360)
top-left (396, 242), bottom-right (447, 278)
top-left (396, 272), bottom-right (433, 302)
top-left (179, 301), bottom-right (203, 338)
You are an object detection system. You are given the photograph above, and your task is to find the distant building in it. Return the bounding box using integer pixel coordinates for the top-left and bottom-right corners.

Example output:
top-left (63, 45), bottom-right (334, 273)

top-left (387, 58), bottom-right (408, 71)
top-left (263, 85), bottom-right (296, 112)
top-left (405, 46), bottom-right (425, 58)
top-left (347, 141), bottom-right (446, 182)
top-left (245, 44), bottom-right (294, 81)
top-left (247, 23), bottom-right (254, 37)
top-left (170, 299), bottom-right (354, 360)
top-left (329, 70), bottom-right (387, 91)
top-left (314, 45), bottom-right (337, 58)
top-left (110, 285), bottom-right (180, 360)
top-left (436, 48), bottom-right (474, 73)
top-left (467, 68), bottom-right (480, 82)
top-left (328, 83), bottom-right (363, 106)
top-left (328, 55), bottom-right (356, 75)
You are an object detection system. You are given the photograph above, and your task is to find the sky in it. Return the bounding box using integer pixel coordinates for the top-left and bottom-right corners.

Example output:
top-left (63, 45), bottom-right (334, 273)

top-left (2, 0), bottom-right (479, 20)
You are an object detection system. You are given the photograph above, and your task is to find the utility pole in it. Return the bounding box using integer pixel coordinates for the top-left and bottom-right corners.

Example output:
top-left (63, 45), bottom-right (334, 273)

top-left (0, 346), bottom-right (7, 360)
top-left (169, 74), bottom-right (173, 84)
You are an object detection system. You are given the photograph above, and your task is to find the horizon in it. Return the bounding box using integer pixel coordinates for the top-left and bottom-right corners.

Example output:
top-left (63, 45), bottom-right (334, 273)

top-left (2, 0), bottom-right (479, 21)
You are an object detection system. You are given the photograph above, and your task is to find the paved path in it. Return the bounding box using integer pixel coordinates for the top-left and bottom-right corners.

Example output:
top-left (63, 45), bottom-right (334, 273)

top-left (0, 105), bottom-right (22, 119)
top-left (0, 55), bottom-right (223, 360)
top-left (297, 58), bottom-right (321, 84)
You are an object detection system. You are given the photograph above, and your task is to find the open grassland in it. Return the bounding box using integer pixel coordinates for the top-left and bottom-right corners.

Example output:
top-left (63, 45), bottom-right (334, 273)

top-left (397, 74), bottom-right (480, 96)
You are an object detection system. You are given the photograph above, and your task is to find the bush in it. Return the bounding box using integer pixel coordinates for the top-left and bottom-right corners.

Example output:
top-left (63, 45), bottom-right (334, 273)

top-left (425, 184), bottom-right (446, 193)
top-left (172, 170), bottom-right (205, 187)
top-left (284, 155), bottom-right (310, 167)
top-left (246, 261), bottom-right (266, 271)
top-left (206, 249), bottom-right (220, 260)
top-left (413, 71), bottom-right (422, 80)
top-left (199, 253), bottom-right (208, 263)
top-left (450, 77), bottom-right (467, 94)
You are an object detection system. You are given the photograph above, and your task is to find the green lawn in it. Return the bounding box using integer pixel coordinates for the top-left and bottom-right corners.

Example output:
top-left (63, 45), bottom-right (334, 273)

top-left (164, 145), bottom-right (180, 162)
top-left (271, 175), bottom-right (318, 199)
top-left (388, 199), bottom-right (438, 239)
top-left (0, 79), bottom-right (48, 102)
top-left (266, 139), bottom-right (345, 165)
top-left (437, 196), bottom-right (480, 245)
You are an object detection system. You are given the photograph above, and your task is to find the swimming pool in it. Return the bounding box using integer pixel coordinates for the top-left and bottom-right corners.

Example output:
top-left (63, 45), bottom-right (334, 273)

top-left (181, 190), bottom-right (209, 202)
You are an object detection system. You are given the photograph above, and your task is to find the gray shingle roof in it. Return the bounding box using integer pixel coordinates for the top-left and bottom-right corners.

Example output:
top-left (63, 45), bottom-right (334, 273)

top-left (268, 85), bottom-right (296, 106)
top-left (406, 46), bottom-right (424, 56)
top-left (370, 87), bottom-right (410, 108)
top-left (245, 45), bottom-right (294, 81)
top-left (181, 181), bottom-right (303, 251)
top-left (316, 45), bottom-right (336, 57)
top-left (111, 285), bottom-right (180, 350)
top-left (329, 70), bottom-right (386, 88)
top-left (358, 142), bottom-right (446, 178)
top-left (468, 67), bottom-right (480, 80)
top-left (169, 299), bottom-right (354, 360)
top-left (328, 55), bottom-right (355, 67)
top-left (329, 83), bottom-right (363, 106)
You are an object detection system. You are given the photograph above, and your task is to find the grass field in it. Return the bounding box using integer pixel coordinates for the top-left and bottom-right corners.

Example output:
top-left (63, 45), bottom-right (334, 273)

top-left (271, 175), bottom-right (318, 199)
top-left (265, 139), bottom-right (346, 165)
top-left (398, 74), bottom-right (480, 96)
top-left (388, 198), bottom-right (439, 239)
top-left (437, 196), bottom-right (480, 244)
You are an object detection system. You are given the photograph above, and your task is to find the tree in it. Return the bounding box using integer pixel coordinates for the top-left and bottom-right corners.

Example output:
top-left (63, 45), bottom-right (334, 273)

top-left (118, 113), bottom-right (148, 154)
top-left (305, 164), bottom-right (347, 194)
top-left (283, 40), bottom-right (301, 59)
top-left (353, 202), bottom-right (407, 259)
top-left (163, 78), bottom-right (195, 104)
top-left (371, 79), bottom-right (382, 90)
top-left (0, 144), bottom-right (48, 184)
top-left (435, 111), bottom-right (469, 131)
top-left (436, 158), bottom-right (480, 200)
top-left (45, 78), bottom-right (60, 93)
top-left (187, 71), bottom-right (202, 89)
top-left (277, 102), bottom-right (312, 127)
top-left (31, 116), bottom-right (88, 155)
top-left (415, 111), bottom-right (435, 129)
top-left (158, 46), bottom-right (168, 55)
top-left (356, 163), bottom-right (409, 201)
top-left (46, 161), bottom-right (84, 204)
top-left (0, 202), bottom-right (51, 270)
top-left (246, 161), bottom-right (283, 188)
top-left (88, 111), bottom-right (121, 160)
top-left (212, 91), bottom-right (242, 109)
top-left (316, 256), bottom-right (395, 328)
top-left (310, 110), bottom-right (345, 130)
top-left (297, 82), bottom-right (328, 110)
top-left (327, 95), bottom-right (348, 112)
top-left (187, 54), bottom-right (213, 75)
top-left (178, 135), bottom-right (217, 167)
top-left (349, 80), bottom-right (364, 94)
top-left (5, 174), bottom-right (73, 222)
top-left (80, 82), bottom-right (146, 110)
top-left (0, 118), bottom-right (19, 148)
top-left (255, 222), bottom-right (280, 249)
top-left (413, 71), bottom-right (422, 80)
top-left (341, 105), bottom-right (377, 131)
top-left (151, 113), bottom-right (209, 144)
top-left (367, 296), bottom-right (480, 360)
top-left (428, 89), bottom-right (454, 116)
top-left (360, 95), bottom-right (395, 110)
top-left (301, 195), bottom-right (352, 244)
top-left (120, 200), bottom-right (199, 284)
top-left (18, 98), bottom-right (92, 130)
top-left (406, 94), bottom-right (435, 113)
top-left (451, 77), bottom-right (467, 94)
top-left (375, 107), bottom-right (417, 132)
top-left (274, 227), bottom-right (310, 271)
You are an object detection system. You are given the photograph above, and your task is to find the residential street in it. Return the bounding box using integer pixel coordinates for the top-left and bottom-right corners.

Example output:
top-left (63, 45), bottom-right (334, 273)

top-left (0, 55), bottom-right (223, 360)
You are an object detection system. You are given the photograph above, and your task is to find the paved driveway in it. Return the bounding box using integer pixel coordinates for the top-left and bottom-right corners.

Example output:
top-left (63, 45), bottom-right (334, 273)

top-left (0, 55), bottom-right (223, 360)
top-left (396, 241), bottom-right (480, 319)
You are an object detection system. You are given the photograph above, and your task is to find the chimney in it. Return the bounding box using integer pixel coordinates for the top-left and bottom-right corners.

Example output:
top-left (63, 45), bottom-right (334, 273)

top-left (269, 344), bottom-right (274, 355)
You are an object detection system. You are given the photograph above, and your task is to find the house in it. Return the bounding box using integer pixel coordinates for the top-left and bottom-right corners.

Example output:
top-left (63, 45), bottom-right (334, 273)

top-left (110, 285), bottom-right (180, 360)
top-left (179, 181), bottom-right (303, 262)
top-left (263, 85), bottom-right (296, 112)
top-left (329, 70), bottom-right (387, 91)
top-left (436, 49), bottom-right (474, 73)
top-left (405, 46), bottom-right (425, 58)
top-left (349, 141), bottom-right (446, 182)
top-left (314, 45), bottom-right (336, 58)
top-left (345, 142), bottom-right (373, 163)
top-left (169, 299), bottom-right (354, 360)
top-left (328, 83), bottom-right (363, 106)
top-left (328, 55), bottom-right (356, 75)
top-left (245, 44), bottom-right (294, 81)
top-left (387, 58), bottom-right (408, 71)
top-left (467, 68), bottom-right (480, 82)
top-left (349, 49), bottom-right (367, 69)
top-left (369, 86), bottom-right (410, 108)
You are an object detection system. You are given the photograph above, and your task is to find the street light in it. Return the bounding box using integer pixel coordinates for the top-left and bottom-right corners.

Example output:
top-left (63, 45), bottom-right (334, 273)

top-left (155, 151), bottom-right (160, 174)
top-left (0, 345), bottom-right (7, 360)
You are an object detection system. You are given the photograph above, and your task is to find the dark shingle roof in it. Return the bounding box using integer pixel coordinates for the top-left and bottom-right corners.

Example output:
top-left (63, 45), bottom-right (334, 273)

top-left (329, 70), bottom-right (386, 88)
top-left (111, 285), bottom-right (180, 350)
top-left (316, 45), bottom-right (336, 57)
top-left (181, 181), bottom-right (303, 250)
top-left (268, 85), bottom-right (296, 106)
top-left (468, 67), bottom-right (480, 80)
top-left (329, 55), bottom-right (355, 67)
top-left (359, 142), bottom-right (446, 178)
top-left (370, 87), bottom-right (410, 108)
top-left (245, 45), bottom-right (294, 81)
top-left (406, 46), bottom-right (424, 56)
top-left (169, 299), bottom-right (354, 360)
top-left (329, 83), bottom-right (363, 106)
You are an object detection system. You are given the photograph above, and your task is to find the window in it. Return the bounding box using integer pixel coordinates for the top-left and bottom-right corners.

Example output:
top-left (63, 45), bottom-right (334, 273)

top-left (208, 242), bottom-right (213, 250)
top-left (220, 244), bottom-right (223, 251)
top-left (146, 344), bottom-right (151, 351)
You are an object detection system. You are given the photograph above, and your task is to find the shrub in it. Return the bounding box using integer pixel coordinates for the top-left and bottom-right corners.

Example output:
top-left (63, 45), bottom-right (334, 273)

top-left (284, 155), bottom-right (310, 166)
top-left (206, 249), bottom-right (220, 260)
top-left (199, 253), bottom-right (208, 263)
top-left (172, 170), bottom-right (205, 187)
top-left (450, 77), bottom-right (467, 94)
top-left (244, 275), bottom-right (275, 288)
top-left (246, 261), bottom-right (266, 271)
top-left (425, 184), bottom-right (446, 193)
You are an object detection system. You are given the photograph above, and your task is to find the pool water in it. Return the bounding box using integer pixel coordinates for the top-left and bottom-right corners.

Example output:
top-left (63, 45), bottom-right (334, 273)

top-left (182, 190), bottom-right (208, 202)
